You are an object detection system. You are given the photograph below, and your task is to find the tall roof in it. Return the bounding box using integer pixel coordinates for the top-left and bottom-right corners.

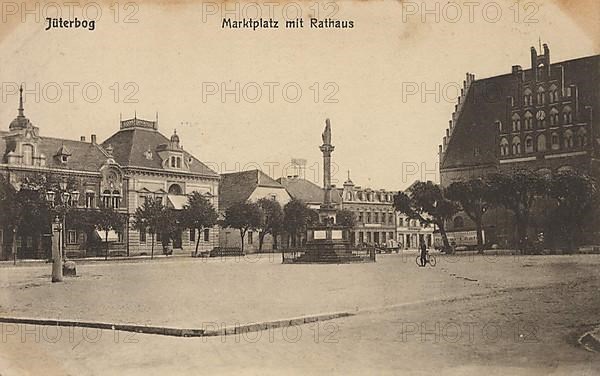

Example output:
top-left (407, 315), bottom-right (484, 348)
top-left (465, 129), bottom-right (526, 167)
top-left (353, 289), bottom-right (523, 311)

top-left (101, 124), bottom-right (218, 177)
top-left (1, 130), bottom-right (110, 172)
top-left (220, 169), bottom-right (284, 209)
top-left (277, 177), bottom-right (324, 204)
top-left (441, 52), bottom-right (600, 171)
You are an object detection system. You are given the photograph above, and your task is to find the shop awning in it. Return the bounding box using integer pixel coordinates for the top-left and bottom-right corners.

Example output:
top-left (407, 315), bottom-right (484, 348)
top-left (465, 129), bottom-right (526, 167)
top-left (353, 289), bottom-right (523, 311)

top-left (167, 195), bottom-right (188, 210)
top-left (94, 230), bottom-right (120, 242)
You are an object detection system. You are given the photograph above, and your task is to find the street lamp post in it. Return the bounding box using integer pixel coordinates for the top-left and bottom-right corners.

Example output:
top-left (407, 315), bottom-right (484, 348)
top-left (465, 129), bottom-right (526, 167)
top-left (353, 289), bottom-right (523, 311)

top-left (51, 216), bottom-right (63, 282)
top-left (46, 184), bottom-right (79, 282)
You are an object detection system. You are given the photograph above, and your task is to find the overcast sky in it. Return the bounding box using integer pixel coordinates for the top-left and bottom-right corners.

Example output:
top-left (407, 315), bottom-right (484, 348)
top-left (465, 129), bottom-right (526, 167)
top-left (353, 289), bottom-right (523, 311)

top-left (0, 0), bottom-right (598, 190)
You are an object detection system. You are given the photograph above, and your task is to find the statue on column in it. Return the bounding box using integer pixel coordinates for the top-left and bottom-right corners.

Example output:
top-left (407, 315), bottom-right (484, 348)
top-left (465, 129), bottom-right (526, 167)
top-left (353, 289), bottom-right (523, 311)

top-left (322, 118), bottom-right (332, 145)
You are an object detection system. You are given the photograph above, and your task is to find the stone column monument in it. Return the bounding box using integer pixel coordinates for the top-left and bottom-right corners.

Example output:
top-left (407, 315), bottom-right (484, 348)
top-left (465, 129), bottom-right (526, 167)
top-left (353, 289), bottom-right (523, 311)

top-left (286, 119), bottom-right (375, 263)
top-left (319, 119), bottom-right (337, 224)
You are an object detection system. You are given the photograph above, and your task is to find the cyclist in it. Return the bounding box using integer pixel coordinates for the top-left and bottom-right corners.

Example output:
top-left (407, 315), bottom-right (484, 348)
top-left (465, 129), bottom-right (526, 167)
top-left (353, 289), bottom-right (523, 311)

top-left (419, 241), bottom-right (427, 267)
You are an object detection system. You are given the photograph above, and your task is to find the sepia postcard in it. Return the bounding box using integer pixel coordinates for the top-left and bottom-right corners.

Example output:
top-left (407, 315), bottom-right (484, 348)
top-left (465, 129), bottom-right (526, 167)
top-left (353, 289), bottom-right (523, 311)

top-left (0, 0), bottom-right (599, 375)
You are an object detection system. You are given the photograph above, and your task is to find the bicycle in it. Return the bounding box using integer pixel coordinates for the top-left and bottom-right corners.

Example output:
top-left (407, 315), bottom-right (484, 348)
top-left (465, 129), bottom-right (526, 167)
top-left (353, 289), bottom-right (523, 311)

top-left (415, 252), bottom-right (436, 267)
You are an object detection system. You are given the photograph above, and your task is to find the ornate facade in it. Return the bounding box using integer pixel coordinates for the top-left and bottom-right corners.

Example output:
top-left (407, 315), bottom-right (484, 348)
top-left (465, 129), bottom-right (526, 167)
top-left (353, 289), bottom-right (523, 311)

top-left (439, 45), bottom-right (600, 246)
top-left (0, 88), bottom-right (219, 259)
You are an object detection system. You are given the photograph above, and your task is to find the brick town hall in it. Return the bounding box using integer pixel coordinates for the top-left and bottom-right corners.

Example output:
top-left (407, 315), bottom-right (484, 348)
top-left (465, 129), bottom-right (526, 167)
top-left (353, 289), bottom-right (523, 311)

top-left (0, 88), bottom-right (220, 260)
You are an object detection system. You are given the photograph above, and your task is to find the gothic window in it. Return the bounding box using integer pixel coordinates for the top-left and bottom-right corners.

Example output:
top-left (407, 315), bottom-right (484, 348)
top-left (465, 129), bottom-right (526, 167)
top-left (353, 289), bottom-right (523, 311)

top-left (500, 138), bottom-right (509, 156)
top-left (537, 134), bottom-right (547, 152)
top-left (563, 106), bottom-right (573, 125)
top-left (22, 144), bottom-right (34, 165)
top-left (536, 86), bottom-right (545, 105)
top-left (512, 136), bottom-right (521, 155)
top-left (495, 120), bottom-right (502, 132)
top-left (523, 89), bottom-right (533, 106)
top-left (551, 132), bottom-right (560, 150)
top-left (564, 130), bottom-right (574, 149)
top-left (525, 136), bottom-right (534, 153)
top-left (550, 108), bottom-right (560, 126)
top-left (524, 111), bottom-right (533, 130)
top-left (512, 113), bottom-right (521, 132)
top-left (549, 85), bottom-right (559, 103)
top-left (577, 128), bottom-right (588, 147)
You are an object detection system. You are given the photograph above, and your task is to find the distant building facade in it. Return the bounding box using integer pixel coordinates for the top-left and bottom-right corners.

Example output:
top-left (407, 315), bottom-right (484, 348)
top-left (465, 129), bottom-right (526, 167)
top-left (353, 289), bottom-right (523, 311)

top-left (219, 169), bottom-right (291, 252)
top-left (396, 213), bottom-right (434, 250)
top-left (336, 175), bottom-right (396, 246)
top-left (0, 89), bottom-right (219, 259)
top-left (439, 45), bottom-right (600, 246)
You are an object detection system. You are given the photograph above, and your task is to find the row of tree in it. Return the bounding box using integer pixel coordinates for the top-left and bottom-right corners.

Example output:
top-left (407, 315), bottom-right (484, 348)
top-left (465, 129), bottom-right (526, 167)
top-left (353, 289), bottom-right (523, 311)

top-left (1, 173), bottom-right (348, 258)
top-left (394, 170), bottom-right (599, 253)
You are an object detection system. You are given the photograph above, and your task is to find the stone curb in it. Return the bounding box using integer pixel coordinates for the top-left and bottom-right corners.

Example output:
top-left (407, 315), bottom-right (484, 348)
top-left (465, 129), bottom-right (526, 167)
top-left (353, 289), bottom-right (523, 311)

top-left (578, 327), bottom-right (600, 353)
top-left (0, 312), bottom-right (353, 338)
top-left (202, 312), bottom-right (353, 337)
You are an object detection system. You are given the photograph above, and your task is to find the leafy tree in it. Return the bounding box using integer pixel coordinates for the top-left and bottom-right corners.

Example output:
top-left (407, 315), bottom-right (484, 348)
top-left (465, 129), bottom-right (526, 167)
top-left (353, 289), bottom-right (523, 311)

top-left (131, 198), bottom-right (166, 259)
top-left (256, 198), bottom-right (284, 251)
top-left (487, 171), bottom-right (548, 253)
top-left (336, 209), bottom-right (356, 228)
top-left (283, 199), bottom-right (319, 247)
top-left (181, 192), bottom-right (218, 256)
top-left (394, 181), bottom-right (458, 252)
top-left (158, 208), bottom-right (184, 255)
top-left (222, 201), bottom-right (262, 253)
top-left (0, 176), bottom-right (21, 261)
top-left (95, 207), bottom-right (127, 260)
top-left (446, 178), bottom-right (492, 253)
top-left (548, 171), bottom-right (598, 252)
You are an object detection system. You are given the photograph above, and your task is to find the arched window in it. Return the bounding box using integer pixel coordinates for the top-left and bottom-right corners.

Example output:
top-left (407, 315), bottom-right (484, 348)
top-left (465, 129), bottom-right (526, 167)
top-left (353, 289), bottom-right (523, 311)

top-left (500, 138), bottom-right (509, 156)
top-left (453, 216), bottom-right (464, 229)
top-left (512, 136), bottom-right (521, 155)
top-left (523, 89), bottom-right (533, 106)
top-left (563, 106), bottom-right (573, 125)
top-left (551, 132), bottom-right (560, 150)
top-left (112, 190), bottom-right (121, 209)
top-left (525, 136), bottom-right (534, 153)
top-left (102, 190), bottom-right (111, 208)
top-left (577, 128), bottom-right (588, 147)
top-left (102, 189), bottom-right (121, 208)
top-left (537, 134), bottom-right (547, 152)
top-left (549, 85), bottom-right (559, 103)
top-left (495, 120), bottom-right (502, 132)
top-left (524, 111), bottom-right (533, 130)
top-left (564, 130), bottom-right (574, 149)
top-left (512, 113), bottom-right (521, 132)
top-left (22, 144), bottom-right (34, 165)
top-left (536, 86), bottom-right (545, 105)
top-left (168, 184), bottom-right (183, 195)
top-left (550, 108), bottom-right (559, 126)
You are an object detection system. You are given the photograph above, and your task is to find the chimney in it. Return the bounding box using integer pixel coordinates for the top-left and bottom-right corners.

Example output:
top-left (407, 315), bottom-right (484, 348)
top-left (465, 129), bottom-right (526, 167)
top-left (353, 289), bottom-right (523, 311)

top-left (91, 134), bottom-right (97, 144)
top-left (80, 136), bottom-right (86, 142)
